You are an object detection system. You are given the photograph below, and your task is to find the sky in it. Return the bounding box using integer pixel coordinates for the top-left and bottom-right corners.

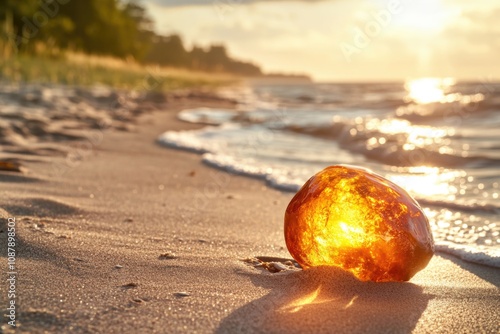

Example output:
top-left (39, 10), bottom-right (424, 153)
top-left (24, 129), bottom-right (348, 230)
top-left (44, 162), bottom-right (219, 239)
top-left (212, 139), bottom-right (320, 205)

top-left (143, 0), bottom-right (500, 82)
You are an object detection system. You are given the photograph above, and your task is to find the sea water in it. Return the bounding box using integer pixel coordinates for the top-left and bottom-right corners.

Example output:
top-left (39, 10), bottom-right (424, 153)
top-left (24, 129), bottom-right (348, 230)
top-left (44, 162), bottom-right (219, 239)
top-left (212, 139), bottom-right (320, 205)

top-left (159, 79), bottom-right (500, 267)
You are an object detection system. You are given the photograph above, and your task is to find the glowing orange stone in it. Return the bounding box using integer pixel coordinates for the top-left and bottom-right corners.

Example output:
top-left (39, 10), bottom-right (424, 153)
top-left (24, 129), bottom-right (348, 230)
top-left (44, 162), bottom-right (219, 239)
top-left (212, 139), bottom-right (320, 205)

top-left (284, 165), bottom-right (434, 282)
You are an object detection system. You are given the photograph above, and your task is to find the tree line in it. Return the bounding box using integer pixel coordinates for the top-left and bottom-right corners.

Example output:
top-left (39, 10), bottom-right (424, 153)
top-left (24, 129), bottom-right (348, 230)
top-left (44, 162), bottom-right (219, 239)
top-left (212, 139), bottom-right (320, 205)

top-left (0, 0), bottom-right (262, 76)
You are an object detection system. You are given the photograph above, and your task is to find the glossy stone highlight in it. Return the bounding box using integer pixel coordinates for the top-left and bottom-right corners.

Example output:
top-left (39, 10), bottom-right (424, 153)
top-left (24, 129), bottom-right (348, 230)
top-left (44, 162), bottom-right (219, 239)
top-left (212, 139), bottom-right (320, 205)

top-left (284, 165), bottom-right (434, 282)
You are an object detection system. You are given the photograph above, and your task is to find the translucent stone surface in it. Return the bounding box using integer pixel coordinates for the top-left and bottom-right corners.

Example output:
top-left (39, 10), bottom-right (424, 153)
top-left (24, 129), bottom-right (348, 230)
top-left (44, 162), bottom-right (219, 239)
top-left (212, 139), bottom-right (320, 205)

top-left (284, 165), bottom-right (434, 282)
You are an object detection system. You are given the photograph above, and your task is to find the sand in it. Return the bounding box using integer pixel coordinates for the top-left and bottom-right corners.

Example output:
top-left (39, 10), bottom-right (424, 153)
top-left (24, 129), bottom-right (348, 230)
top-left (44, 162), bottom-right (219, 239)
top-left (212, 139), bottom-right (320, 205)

top-left (0, 85), bottom-right (499, 333)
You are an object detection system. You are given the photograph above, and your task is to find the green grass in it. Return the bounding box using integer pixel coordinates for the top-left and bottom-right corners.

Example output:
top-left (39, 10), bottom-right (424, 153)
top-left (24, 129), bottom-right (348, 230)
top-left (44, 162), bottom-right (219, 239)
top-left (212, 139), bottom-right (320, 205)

top-left (0, 52), bottom-right (236, 92)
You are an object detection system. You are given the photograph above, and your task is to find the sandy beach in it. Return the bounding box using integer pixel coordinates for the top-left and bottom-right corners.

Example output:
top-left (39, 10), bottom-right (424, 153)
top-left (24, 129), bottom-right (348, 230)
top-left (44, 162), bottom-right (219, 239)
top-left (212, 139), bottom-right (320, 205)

top-left (1, 88), bottom-right (499, 334)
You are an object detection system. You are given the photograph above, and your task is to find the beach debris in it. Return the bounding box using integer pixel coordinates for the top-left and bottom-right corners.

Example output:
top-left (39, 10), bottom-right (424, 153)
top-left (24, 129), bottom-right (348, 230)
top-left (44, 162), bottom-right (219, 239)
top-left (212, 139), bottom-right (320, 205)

top-left (115, 265), bottom-right (123, 269)
top-left (271, 262), bottom-right (288, 272)
top-left (33, 222), bottom-right (46, 230)
top-left (73, 257), bottom-right (85, 262)
top-left (121, 282), bottom-right (138, 289)
top-left (158, 252), bottom-right (176, 260)
top-left (0, 160), bottom-right (24, 173)
top-left (174, 292), bottom-right (190, 297)
top-left (31, 221), bottom-right (55, 235)
top-left (242, 257), bottom-right (301, 273)
top-left (284, 165), bottom-right (434, 282)
top-left (242, 257), bottom-right (262, 266)
top-left (123, 218), bottom-right (134, 223)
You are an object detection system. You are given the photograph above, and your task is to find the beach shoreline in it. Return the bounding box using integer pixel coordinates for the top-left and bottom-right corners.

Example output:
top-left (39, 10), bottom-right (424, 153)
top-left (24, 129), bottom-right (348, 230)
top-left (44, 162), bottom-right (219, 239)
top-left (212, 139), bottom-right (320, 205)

top-left (1, 88), bottom-right (499, 333)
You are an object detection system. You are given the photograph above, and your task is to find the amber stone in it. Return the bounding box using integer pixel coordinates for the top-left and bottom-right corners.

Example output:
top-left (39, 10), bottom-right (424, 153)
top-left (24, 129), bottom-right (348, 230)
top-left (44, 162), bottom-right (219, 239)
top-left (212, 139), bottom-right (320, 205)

top-left (284, 165), bottom-right (434, 282)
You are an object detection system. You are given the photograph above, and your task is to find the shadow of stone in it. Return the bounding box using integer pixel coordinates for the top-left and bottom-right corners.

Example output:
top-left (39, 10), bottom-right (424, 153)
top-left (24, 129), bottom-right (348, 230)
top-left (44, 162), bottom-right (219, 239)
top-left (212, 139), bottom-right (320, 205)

top-left (216, 266), bottom-right (432, 334)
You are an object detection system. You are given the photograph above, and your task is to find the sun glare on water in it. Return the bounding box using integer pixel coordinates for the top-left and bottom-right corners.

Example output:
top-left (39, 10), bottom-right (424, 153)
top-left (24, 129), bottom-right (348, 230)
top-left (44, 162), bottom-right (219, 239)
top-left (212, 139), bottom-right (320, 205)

top-left (405, 77), bottom-right (456, 104)
top-left (388, 167), bottom-right (462, 200)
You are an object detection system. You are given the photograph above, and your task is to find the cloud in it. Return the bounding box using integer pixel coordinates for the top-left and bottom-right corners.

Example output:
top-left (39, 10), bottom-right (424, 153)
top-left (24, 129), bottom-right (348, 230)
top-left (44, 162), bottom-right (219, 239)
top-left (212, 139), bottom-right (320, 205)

top-left (144, 0), bottom-right (500, 80)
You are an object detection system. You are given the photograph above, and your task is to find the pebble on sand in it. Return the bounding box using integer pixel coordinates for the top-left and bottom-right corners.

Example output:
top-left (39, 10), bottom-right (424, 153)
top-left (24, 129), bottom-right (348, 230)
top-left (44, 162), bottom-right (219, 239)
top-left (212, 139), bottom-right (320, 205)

top-left (159, 252), bottom-right (177, 260)
top-left (0, 160), bottom-right (24, 173)
top-left (174, 292), bottom-right (190, 297)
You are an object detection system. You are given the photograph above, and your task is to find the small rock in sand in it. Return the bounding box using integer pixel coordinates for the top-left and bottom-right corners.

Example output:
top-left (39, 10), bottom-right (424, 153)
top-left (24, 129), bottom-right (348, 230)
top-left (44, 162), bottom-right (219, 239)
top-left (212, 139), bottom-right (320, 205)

top-left (272, 262), bottom-right (288, 272)
top-left (115, 265), bottom-right (123, 269)
top-left (174, 292), bottom-right (190, 297)
top-left (0, 160), bottom-right (24, 173)
top-left (121, 283), bottom-right (138, 289)
top-left (159, 252), bottom-right (177, 260)
top-left (242, 257), bottom-right (301, 273)
top-left (123, 218), bottom-right (134, 223)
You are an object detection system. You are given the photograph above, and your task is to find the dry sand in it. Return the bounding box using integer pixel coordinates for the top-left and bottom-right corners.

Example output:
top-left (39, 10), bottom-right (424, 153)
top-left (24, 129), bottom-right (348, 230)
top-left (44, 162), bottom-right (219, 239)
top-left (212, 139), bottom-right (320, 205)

top-left (0, 87), bottom-right (499, 333)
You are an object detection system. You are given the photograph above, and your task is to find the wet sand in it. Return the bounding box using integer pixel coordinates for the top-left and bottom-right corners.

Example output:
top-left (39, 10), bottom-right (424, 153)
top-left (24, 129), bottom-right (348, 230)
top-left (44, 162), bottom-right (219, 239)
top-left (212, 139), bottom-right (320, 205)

top-left (0, 85), bottom-right (499, 333)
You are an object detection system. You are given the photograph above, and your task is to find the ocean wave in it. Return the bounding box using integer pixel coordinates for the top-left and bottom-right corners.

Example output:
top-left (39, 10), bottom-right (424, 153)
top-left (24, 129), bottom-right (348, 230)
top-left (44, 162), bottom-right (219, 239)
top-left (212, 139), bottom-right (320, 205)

top-left (157, 126), bottom-right (222, 154)
top-left (416, 198), bottom-right (500, 215)
top-left (286, 118), bottom-right (500, 168)
top-left (178, 108), bottom-right (239, 125)
top-left (201, 153), bottom-right (303, 192)
top-left (435, 241), bottom-right (500, 268)
top-left (395, 93), bottom-right (500, 123)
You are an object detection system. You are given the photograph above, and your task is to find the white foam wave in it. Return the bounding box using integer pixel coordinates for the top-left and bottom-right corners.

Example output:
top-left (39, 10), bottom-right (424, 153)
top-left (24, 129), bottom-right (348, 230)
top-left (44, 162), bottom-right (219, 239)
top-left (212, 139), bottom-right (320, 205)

top-left (178, 108), bottom-right (237, 125)
top-left (202, 153), bottom-right (303, 192)
top-left (435, 241), bottom-right (500, 268)
top-left (158, 123), bottom-right (240, 154)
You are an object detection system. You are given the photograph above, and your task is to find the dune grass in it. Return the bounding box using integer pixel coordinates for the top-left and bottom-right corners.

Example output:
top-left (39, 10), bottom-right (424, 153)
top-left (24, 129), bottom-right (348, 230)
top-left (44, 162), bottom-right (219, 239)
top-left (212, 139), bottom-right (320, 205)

top-left (0, 50), bottom-right (237, 92)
